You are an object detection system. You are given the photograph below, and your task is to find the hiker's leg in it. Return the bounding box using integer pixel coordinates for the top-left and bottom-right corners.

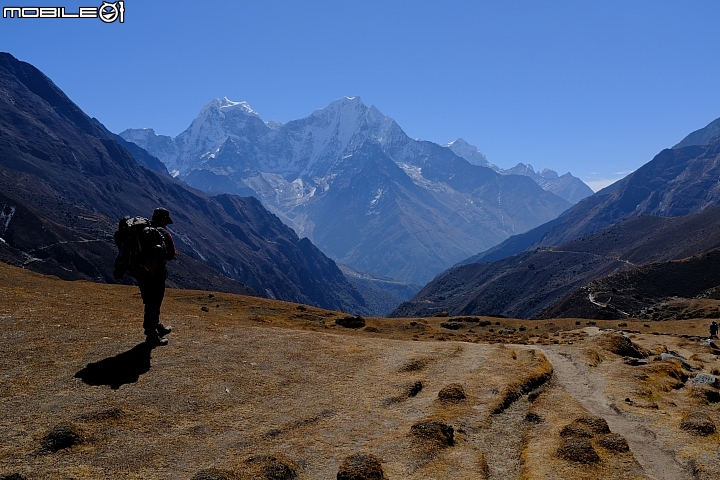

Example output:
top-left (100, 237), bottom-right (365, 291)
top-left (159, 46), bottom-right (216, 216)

top-left (140, 275), bottom-right (165, 336)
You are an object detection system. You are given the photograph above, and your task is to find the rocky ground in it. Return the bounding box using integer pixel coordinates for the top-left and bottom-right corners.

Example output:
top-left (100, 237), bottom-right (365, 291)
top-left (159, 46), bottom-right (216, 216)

top-left (0, 262), bottom-right (718, 479)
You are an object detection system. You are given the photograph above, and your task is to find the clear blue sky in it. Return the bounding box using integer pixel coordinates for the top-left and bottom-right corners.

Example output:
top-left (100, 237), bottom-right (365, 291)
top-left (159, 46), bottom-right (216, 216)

top-left (3, 1), bottom-right (720, 190)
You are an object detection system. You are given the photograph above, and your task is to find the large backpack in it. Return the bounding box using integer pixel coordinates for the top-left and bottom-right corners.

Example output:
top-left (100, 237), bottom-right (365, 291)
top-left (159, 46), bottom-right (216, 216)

top-left (113, 216), bottom-right (168, 279)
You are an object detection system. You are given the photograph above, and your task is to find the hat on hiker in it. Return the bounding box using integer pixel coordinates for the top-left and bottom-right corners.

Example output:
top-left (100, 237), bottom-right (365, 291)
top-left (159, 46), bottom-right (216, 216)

top-left (152, 207), bottom-right (173, 224)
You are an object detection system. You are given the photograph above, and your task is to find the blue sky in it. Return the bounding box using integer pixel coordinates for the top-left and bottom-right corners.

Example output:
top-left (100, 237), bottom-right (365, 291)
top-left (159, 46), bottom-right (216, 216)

top-left (2, 1), bottom-right (720, 191)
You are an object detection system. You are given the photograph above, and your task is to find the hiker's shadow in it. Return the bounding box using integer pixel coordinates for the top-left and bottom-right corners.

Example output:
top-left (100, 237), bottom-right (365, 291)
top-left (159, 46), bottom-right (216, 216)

top-left (74, 343), bottom-right (153, 389)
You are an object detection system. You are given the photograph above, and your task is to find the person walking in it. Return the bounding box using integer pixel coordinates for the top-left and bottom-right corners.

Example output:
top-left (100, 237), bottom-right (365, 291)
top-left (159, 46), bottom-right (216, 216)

top-left (710, 321), bottom-right (719, 339)
top-left (138, 207), bottom-right (177, 346)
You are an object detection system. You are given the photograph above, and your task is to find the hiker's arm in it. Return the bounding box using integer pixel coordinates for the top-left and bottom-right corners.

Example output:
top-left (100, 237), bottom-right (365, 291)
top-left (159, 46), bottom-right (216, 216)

top-left (164, 231), bottom-right (177, 261)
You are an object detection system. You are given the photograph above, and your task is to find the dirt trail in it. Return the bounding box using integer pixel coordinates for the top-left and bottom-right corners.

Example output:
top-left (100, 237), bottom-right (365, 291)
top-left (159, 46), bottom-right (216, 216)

top-left (479, 397), bottom-right (532, 479)
top-left (539, 346), bottom-right (693, 480)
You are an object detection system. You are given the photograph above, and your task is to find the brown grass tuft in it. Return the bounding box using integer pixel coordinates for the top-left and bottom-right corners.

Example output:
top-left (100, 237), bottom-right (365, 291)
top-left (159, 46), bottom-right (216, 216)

top-left (437, 383), bottom-right (466, 403)
top-left (597, 433), bottom-right (630, 453)
top-left (559, 424), bottom-right (593, 438)
top-left (190, 469), bottom-right (237, 480)
top-left (597, 333), bottom-right (649, 358)
top-left (336, 453), bottom-right (386, 480)
top-left (574, 416), bottom-right (610, 435)
top-left (556, 437), bottom-right (600, 463)
top-left (679, 412), bottom-right (717, 436)
top-left (40, 424), bottom-right (83, 453)
top-left (491, 351), bottom-right (553, 413)
top-left (410, 420), bottom-right (454, 447)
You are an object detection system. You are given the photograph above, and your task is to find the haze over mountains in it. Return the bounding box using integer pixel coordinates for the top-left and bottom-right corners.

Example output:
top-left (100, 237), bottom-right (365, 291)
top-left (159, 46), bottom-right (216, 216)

top-left (393, 121), bottom-right (720, 319)
top-left (121, 97), bottom-right (590, 284)
top-left (0, 52), bottom-right (371, 314)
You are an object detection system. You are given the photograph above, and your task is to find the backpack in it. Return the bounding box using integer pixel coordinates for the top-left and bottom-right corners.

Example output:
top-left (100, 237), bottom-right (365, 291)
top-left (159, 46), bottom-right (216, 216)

top-left (113, 216), bottom-right (168, 279)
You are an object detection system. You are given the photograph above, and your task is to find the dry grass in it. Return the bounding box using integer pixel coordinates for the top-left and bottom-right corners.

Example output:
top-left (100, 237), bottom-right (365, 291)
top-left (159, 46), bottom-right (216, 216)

top-left (1, 262), bottom-right (720, 479)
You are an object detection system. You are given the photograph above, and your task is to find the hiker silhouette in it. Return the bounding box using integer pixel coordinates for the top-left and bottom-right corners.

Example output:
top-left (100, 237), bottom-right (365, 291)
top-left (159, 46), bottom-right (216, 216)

top-left (74, 342), bottom-right (153, 389)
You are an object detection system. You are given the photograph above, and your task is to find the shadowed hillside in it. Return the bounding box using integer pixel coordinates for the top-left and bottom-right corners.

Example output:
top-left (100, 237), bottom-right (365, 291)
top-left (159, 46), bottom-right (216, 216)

top-left (0, 52), bottom-right (368, 313)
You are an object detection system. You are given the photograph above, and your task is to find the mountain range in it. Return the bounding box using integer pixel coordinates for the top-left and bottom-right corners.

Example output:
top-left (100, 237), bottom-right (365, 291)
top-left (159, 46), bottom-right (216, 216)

top-left (391, 121), bottom-right (720, 319)
top-left (121, 97), bottom-right (590, 284)
top-left (0, 52), bottom-right (371, 314)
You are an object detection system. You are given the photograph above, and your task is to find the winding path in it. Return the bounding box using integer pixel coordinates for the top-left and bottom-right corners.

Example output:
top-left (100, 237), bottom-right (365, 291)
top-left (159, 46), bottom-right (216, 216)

top-left (539, 346), bottom-right (692, 480)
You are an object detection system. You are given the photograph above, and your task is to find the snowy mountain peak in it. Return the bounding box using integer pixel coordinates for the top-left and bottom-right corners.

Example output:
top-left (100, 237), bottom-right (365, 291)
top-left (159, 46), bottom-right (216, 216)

top-left (445, 138), bottom-right (491, 167)
top-left (199, 97), bottom-right (259, 117)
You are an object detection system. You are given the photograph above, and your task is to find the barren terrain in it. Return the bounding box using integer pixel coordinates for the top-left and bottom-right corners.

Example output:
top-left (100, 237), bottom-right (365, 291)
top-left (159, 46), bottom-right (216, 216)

top-left (1, 262), bottom-right (719, 479)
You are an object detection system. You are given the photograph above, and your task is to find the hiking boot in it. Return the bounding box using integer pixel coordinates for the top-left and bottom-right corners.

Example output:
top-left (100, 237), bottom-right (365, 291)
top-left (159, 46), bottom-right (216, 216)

top-left (145, 335), bottom-right (168, 347)
top-left (157, 324), bottom-right (173, 337)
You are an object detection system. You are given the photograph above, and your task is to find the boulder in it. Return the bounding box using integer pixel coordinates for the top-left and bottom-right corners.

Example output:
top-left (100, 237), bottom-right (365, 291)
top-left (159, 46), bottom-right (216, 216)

top-left (691, 373), bottom-right (719, 387)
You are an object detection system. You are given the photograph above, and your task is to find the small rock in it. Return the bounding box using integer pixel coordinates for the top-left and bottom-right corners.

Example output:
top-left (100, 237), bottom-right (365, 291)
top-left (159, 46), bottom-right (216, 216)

top-left (691, 373), bottom-right (719, 387)
top-left (623, 357), bottom-right (648, 366)
top-left (661, 353), bottom-right (694, 371)
top-left (337, 453), bottom-right (386, 480)
top-left (557, 437), bottom-right (600, 463)
top-left (680, 412), bottom-right (716, 435)
top-left (597, 433), bottom-right (630, 452)
top-left (201, 306), bottom-right (209, 312)
top-left (336, 315), bottom-right (366, 329)
top-left (438, 383), bottom-right (466, 402)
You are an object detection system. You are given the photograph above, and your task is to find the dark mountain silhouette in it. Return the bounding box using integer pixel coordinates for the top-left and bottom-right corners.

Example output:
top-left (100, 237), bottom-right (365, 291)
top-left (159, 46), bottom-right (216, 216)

top-left (391, 181), bottom-right (720, 319)
top-left (0, 52), bottom-right (368, 314)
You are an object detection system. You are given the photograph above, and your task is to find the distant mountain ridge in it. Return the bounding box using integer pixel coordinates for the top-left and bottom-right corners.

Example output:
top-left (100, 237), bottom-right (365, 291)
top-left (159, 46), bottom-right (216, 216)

top-left (0, 52), bottom-right (370, 314)
top-left (121, 97), bottom-right (583, 284)
top-left (445, 138), bottom-right (593, 204)
top-left (391, 128), bottom-right (720, 319)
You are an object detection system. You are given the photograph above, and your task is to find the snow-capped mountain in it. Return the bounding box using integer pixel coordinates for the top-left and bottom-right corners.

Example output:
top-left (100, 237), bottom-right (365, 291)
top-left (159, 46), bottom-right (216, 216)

top-left (121, 97), bottom-right (575, 284)
top-left (445, 139), bottom-right (593, 204)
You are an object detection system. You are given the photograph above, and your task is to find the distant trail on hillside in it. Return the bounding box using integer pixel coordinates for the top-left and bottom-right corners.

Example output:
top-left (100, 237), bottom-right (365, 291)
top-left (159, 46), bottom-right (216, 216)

top-left (539, 347), bottom-right (693, 480)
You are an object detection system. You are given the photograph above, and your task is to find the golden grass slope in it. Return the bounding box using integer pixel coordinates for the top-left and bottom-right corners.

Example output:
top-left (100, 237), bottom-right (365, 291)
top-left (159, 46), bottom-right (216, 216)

top-left (0, 262), bottom-right (719, 479)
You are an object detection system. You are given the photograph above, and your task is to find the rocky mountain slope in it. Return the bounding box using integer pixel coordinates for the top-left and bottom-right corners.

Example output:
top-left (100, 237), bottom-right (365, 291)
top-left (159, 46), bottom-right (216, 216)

top-left (391, 197), bottom-right (720, 320)
top-left (121, 97), bottom-right (576, 284)
top-left (465, 129), bottom-right (720, 266)
top-left (392, 125), bottom-right (720, 319)
top-left (539, 248), bottom-right (720, 320)
top-left (0, 52), bottom-right (369, 314)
